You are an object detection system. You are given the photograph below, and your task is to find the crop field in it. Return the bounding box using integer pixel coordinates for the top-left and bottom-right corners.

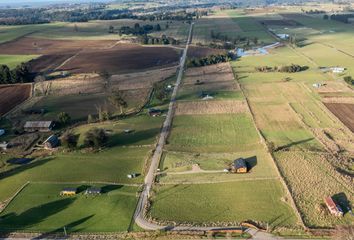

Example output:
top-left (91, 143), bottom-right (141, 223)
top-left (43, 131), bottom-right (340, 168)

top-left (187, 46), bottom-right (226, 59)
top-left (58, 45), bottom-right (180, 74)
top-left (193, 10), bottom-right (274, 44)
top-left (150, 180), bottom-right (298, 227)
top-left (178, 63), bottom-right (241, 101)
top-left (0, 37), bottom-right (180, 74)
top-left (0, 84), bottom-right (32, 116)
top-left (0, 183), bottom-right (138, 233)
top-left (324, 103), bottom-right (354, 133)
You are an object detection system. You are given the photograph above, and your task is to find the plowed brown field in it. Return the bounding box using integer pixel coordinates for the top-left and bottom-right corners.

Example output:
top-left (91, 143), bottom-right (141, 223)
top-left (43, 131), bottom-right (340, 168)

top-left (0, 84), bottom-right (31, 116)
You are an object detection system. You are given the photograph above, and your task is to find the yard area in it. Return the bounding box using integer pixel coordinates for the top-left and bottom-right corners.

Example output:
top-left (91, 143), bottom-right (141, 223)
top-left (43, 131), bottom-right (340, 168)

top-left (150, 180), bottom-right (298, 228)
top-left (0, 183), bottom-right (138, 233)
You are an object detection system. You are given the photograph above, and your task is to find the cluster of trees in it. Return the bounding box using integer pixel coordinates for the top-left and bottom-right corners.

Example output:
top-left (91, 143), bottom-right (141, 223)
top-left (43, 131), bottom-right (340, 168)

top-left (0, 63), bottom-right (32, 84)
top-left (117, 23), bottom-right (161, 35)
top-left (344, 76), bottom-right (354, 85)
top-left (210, 30), bottom-right (259, 49)
top-left (323, 14), bottom-right (354, 23)
top-left (187, 54), bottom-right (233, 67)
top-left (255, 64), bottom-right (308, 73)
top-left (61, 128), bottom-right (107, 150)
top-left (305, 9), bottom-right (326, 14)
top-left (138, 34), bottom-right (180, 45)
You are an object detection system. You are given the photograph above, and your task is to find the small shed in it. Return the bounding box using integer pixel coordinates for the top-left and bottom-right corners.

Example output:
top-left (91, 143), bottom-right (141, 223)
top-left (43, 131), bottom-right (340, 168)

top-left (85, 187), bottom-right (101, 195)
top-left (43, 135), bottom-right (59, 149)
top-left (127, 173), bottom-right (138, 179)
top-left (60, 188), bottom-right (77, 196)
top-left (231, 158), bottom-right (247, 173)
top-left (24, 121), bottom-right (54, 132)
top-left (0, 142), bottom-right (8, 150)
top-left (324, 196), bottom-right (343, 217)
top-left (148, 108), bottom-right (162, 117)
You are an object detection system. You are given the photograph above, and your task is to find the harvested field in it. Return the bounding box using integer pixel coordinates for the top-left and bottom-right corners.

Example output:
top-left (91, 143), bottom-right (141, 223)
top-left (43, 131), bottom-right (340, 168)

top-left (27, 54), bottom-right (74, 73)
top-left (58, 44), bottom-right (180, 74)
top-left (0, 37), bottom-right (116, 55)
top-left (34, 67), bottom-right (176, 96)
top-left (0, 84), bottom-right (31, 116)
top-left (324, 103), bottom-right (354, 132)
top-left (184, 63), bottom-right (236, 86)
top-left (260, 19), bottom-right (303, 27)
top-left (175, 100), bottom-right (247, 115)
top-left (187, 46), bottom-right (226, 59)
top-left (274, 151), bottom-right (354, 227)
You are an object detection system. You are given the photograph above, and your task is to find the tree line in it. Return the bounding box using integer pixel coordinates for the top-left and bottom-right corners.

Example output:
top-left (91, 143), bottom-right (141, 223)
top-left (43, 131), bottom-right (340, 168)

top-left (116, 23), bottom-right (161, 35)
top-left (0, 63), bottom-right (32, 84)
top-left (186, 53), bottom-right (233, 67)
top-left (209, 30), bottom-right (260, 49)
top-left (138, 34), bottom-right (180, 45)
top-left (323, 14), bottom-right (354, 23)
top-left (255, 64), bottom-right (309, 73)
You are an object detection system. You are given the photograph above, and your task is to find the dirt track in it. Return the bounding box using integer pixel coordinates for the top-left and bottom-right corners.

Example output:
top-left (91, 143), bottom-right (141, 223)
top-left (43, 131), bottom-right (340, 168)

top-left (0, 84), bottom-right (31, 116)
top-left (324, 103), bottom-right (354, 133)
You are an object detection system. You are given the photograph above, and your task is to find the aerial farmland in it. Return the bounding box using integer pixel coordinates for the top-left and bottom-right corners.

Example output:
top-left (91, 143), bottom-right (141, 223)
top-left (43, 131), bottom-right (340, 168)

top-left (0, 0), bottom-right (353, 239)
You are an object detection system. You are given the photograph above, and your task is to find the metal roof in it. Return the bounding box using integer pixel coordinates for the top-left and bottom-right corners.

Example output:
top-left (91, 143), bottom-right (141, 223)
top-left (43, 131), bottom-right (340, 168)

top-left (233, 158), bottom-right (247, 169)
top-left (24, 121), bottom-right (53, 128)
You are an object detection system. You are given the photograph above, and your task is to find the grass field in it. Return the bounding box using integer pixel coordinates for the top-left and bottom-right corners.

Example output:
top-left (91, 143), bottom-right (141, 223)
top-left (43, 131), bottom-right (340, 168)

top-left (0, 183), bottom-right (138, 232)
top-left (166, 113), bottom-right (260, 153)
top-left (150, 180), bottom-right (298, 228)
top-left (0, 146), bottom-right (149, 202)
top-left (0, 55), bottom-right (38, 68)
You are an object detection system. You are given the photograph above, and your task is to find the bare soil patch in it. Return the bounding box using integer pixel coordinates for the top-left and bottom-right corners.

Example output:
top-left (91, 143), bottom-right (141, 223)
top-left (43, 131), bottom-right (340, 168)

top-left (175, 100), bottom-right (247, 115)
top-left (324, 103), bottom-right (354, 132)
top-left (322, 97), bottom-right (354, 104)
top-left (0, 84), bottom-right (31, 116)
top-left (58, 44), bottom-right (180, 74)
top-left (187, 46), bottom-right (226, 59)
top-left (0, 37), bottom-right (116, 55)
top-left (27, 54), bottom-right (74, 73)
top-left (184, 63), bottom-right (236, 85)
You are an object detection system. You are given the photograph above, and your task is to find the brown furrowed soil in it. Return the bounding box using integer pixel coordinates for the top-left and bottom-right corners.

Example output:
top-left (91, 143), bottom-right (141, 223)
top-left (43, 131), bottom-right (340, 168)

top-left (0, 37), bottom-right (116, 55)
top-left (324, 103), bottom-right (354, 132)
top-left (0, 84), bottom-right (31, 116)
top-left (58, 44), bottom-right (180, 74)
top-left (175, 100), bottom-right (247, 115)
top-left (27, 54), bottom-right (74, 73)
top-left (187, 46), bottom-right (226, 59)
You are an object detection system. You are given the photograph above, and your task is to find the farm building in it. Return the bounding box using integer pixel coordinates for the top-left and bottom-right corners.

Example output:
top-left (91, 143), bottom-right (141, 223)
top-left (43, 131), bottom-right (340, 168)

top-left (231, 158), bottom-right (248, 173)
top-left (324, 196), bottom-right (343, 217)
top-left (330, 67), bottom-right (345, 73)
top-left (43, 135), bottom-right (59, 149)
top-left (148, 108), bottom-right (162, 117)
top-left (85, 187), bottom-right (101, 195)
top-left (276, 33), bottom-right (289, 40)
top-left (24, 121), bottom-right (54, 132)
top-left (60, 188), bottom-right (77, 196)
top-left (0, 142), bottom-right (8, 150)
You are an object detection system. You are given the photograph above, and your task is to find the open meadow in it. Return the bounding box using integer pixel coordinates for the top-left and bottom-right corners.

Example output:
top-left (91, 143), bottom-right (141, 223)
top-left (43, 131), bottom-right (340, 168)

top-left (0, 183), bottom-right (138, 233)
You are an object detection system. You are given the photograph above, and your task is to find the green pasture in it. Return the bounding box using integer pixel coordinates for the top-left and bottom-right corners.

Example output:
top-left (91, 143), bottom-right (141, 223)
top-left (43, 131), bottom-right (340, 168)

top-left (166, 113), bottom-right (261, 153)
top-left (0, 183), bottom-right (138, 232)
top-left (0, 146), bottom-right (149, 202)
top-left (0, 55), bottom-right (38, 69)
top-left (150, 180), bottom-right (298, 227)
